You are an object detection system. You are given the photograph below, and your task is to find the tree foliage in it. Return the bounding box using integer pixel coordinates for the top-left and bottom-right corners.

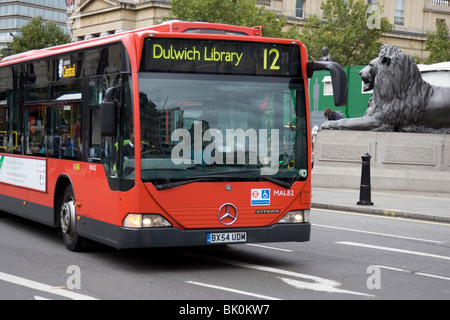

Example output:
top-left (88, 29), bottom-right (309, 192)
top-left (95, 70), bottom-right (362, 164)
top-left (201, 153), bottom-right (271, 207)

top-left (299, 0), bottom-right (392, 66)
top-left (2, 16), bottom-right (71, 56)
top-left (162, 0), bottom-right (288, 38)
top-left (424, 20), bottom-right (450, 64)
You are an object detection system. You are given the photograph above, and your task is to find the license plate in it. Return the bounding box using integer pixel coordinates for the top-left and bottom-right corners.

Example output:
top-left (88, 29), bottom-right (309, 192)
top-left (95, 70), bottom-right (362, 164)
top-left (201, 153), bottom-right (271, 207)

top-left (206, 232), bottom-right (247, 244)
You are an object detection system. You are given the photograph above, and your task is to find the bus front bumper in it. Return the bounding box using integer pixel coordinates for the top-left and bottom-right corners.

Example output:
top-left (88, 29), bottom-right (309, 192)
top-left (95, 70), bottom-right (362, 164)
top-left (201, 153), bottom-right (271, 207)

top-left (78, 218), bottom-right (310, 249)
top-left (118, 224), bottom-right (311, 249)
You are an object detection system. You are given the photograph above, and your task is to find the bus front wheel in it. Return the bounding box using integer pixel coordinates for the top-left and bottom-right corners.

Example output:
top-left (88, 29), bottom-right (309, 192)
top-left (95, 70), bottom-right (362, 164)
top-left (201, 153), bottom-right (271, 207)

top-left (59, 185), bottom-right (83, 251)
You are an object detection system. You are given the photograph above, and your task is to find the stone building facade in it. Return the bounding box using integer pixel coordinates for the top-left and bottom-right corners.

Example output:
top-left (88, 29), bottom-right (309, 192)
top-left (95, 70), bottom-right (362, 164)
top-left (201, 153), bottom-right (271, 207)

top-left (68, 0), bottom-right (450, 59)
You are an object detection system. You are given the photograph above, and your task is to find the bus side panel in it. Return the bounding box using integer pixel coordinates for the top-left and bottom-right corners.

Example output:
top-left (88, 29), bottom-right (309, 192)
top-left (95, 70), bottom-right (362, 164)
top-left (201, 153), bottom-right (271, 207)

top-left (48, 160), bottom-right (139, 226)
top-left (0, 159), bottom-right (129, 232)
top-left (0, 183), bottom-right (54, 226)
top-left (74, 162), bottom-right (142, 246)
top-left (0, 158), bottom-right (132, 235)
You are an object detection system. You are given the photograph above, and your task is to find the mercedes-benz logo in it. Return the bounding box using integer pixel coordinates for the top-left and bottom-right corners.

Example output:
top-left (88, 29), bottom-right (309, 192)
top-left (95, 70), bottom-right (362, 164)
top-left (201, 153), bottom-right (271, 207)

top-left (218, 203), bottom-right (238, 225)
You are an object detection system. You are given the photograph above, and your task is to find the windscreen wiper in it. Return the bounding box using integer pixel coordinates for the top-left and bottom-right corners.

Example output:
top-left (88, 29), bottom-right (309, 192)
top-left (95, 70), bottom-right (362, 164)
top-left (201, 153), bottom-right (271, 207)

top-left (155, 174), bottom-right (293, 190)
top-left (193, 169), bottom-right (293, 189)
top-left (259, 175), bottom-right (293, 189)
top-left (154, 178), bottom-right (214, 190)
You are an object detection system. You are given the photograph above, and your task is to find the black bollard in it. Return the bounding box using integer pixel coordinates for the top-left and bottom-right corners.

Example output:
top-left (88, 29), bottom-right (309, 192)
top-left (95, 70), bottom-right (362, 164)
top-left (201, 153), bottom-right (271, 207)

top-left (357, 153), bottom-right (373, 206)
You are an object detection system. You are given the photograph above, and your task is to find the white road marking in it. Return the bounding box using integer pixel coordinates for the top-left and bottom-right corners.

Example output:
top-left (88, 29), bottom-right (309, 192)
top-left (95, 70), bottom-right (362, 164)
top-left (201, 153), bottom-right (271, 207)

top-left (190, 254), bottom-right (373, 297)
top-left (186, 281), bottom-right (281, 300)
top-left (245, 243), bottom-right (294, 252)
top-left (376, 265), bottom-right (450, 282)
top-left (278, 277), bottom-right (373, 297)
top-left (0, 271), bottom-right (98, 300)
top-left (314, 224), bottom-right (444, 244)
top-left (336, 241), bottom-right (450, 261)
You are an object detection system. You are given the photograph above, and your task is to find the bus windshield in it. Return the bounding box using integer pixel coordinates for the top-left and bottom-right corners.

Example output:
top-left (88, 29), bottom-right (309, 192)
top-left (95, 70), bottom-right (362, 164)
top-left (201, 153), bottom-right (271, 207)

top-left (137, 73), bottom-right (308, 189)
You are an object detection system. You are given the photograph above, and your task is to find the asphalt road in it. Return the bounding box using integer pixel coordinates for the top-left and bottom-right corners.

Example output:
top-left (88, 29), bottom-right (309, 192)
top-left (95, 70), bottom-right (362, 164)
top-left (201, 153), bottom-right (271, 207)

top-left (0, 208), bottom-right (449, 301)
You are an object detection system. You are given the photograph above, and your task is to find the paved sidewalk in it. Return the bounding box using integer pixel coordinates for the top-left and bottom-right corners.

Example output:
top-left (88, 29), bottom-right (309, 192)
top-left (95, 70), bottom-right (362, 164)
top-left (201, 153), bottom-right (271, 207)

top-left (311, 187), bottom-right (450, 224)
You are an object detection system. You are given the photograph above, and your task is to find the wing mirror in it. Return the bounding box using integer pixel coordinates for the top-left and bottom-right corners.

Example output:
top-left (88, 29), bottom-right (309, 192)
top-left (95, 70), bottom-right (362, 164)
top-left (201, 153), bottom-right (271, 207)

top-left (307, 61), bottom-right (348, 107)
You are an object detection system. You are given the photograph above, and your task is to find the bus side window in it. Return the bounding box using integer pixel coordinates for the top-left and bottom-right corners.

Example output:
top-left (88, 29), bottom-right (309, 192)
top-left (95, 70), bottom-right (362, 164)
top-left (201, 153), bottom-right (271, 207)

top-left (48, 104), bottom-right (81, 160)
top-left (26, 106), bottom-right (46, 156)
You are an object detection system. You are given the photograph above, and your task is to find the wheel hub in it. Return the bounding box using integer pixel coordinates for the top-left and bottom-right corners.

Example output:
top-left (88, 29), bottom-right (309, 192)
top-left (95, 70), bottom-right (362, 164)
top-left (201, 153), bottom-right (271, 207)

top-left (61, 200), bottom-right (76, 235)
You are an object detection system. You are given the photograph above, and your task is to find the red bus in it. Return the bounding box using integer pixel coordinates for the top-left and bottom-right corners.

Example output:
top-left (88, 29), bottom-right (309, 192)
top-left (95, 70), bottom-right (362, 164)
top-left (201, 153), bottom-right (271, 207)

top-left (0, 21), bottom-right (347, 251)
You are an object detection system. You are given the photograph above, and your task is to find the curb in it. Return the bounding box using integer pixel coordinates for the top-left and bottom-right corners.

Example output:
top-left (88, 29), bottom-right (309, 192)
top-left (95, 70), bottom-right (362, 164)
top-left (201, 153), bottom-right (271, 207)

top-left (311, 202), bottom-right (450, 224)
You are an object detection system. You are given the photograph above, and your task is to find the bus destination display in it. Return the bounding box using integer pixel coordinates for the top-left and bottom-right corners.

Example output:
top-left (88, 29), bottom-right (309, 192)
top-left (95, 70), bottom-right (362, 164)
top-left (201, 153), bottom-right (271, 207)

top-left (142, 38), bottom-right (301, 77)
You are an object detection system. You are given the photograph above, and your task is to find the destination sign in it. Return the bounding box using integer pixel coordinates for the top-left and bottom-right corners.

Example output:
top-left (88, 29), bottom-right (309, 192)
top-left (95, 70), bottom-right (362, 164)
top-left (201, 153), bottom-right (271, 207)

top-left (141, 38), bottom-right (301, 77)
top-left (58, 58), bottom-right (76, 79)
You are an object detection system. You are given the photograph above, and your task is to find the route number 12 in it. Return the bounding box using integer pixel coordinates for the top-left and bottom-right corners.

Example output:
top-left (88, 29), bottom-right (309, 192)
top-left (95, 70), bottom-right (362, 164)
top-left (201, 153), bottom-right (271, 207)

top-left (263, 48), bottom-right (280, 70)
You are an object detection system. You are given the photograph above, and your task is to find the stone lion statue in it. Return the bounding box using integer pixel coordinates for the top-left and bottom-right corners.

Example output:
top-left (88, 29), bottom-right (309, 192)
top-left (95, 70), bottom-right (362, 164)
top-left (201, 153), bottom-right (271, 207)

top-left (321, 45), bottom-right (450, 133)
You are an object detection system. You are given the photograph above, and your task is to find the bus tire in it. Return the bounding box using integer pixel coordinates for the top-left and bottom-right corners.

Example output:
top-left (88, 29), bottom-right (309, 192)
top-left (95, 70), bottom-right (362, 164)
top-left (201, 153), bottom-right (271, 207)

top-left (59, 185), bottom-right (83, 252)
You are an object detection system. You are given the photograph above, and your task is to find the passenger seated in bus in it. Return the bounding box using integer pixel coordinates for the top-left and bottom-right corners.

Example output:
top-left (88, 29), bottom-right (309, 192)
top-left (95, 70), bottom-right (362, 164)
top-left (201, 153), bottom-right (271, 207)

top-left (53, 127), bottom-right (65, 157)
top-left (53, 126), bottom-right (75, 158)
top-left (28, 125), bottom-right (44, 155)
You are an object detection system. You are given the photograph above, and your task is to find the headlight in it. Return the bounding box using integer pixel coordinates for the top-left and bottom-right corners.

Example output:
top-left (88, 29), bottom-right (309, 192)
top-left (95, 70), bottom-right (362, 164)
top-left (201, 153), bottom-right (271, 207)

top-left (142, 214), bottom-right (172, 228)
top-left (123, 214), bottom-right (172, 228)
top-left (277, 210), bottom-right (310, 224)
top-left (123, 214), bottom-right (141, 228)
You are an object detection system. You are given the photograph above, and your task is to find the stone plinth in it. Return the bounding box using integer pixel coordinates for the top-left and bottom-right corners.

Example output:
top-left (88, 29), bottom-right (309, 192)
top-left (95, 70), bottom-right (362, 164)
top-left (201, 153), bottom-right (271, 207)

top-left (312, 130), bottom-right (450, 193)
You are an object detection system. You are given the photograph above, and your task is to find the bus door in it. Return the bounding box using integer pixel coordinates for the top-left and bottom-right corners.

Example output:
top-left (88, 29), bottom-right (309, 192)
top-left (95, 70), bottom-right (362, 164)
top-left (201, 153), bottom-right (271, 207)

top-left (90, 73), bottom-right (134, 192)
top-left (87, 75), bottom-right (104, 163)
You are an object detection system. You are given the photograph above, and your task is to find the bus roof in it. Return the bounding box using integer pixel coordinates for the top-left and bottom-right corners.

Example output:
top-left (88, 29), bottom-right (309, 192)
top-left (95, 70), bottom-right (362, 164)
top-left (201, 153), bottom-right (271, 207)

top-left (0, 21), bottom-right (266, 66)
top-left (142, 20), bottom-right (263, 36)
